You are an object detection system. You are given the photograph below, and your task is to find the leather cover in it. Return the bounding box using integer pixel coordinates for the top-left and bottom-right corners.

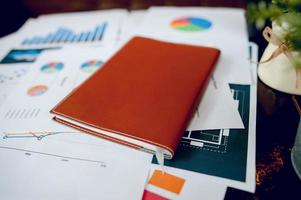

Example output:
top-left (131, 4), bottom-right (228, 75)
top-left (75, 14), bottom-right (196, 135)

top-left (51, 36), bottom-right (220, 157)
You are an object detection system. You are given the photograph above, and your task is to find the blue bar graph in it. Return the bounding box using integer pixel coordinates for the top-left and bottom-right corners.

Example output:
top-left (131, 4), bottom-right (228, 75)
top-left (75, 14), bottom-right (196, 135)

top-left (21, 22), bottom-right (107, 46)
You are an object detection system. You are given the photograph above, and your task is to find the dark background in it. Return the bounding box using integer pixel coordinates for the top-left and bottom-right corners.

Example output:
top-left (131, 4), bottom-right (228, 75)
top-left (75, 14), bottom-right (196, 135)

top-left (1, 0), bottom-right (301, 199)
top-left (0, 0), bottom-right (246, 37)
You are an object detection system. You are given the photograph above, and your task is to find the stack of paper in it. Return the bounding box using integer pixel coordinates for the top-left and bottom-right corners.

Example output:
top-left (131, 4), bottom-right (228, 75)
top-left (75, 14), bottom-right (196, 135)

top-left (0, 7), bottom-right (257, 200)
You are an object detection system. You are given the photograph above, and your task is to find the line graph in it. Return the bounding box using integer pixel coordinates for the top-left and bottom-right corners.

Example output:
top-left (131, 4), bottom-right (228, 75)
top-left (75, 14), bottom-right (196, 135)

top-left (2, 131), bottom-right (62, 140)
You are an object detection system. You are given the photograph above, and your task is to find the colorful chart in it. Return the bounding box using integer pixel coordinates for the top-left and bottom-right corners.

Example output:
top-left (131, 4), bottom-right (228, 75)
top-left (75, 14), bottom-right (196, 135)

top-left (170, 17), bottom-right (212, 32)
top-left (81, 60), bottom-right (103, 73)
top-left (27, 85), bottom-right (48, 96)
top-left (40, 62), bottom-right (64, 74)
top-left (21, 23), bottom-right (107, 46)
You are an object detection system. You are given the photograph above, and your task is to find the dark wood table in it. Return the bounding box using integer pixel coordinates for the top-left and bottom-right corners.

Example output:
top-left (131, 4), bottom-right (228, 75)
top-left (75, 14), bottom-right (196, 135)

top-left (225, 78), bottom-right (301, 199)
top-left (223, 27), bottom-right (301, 199)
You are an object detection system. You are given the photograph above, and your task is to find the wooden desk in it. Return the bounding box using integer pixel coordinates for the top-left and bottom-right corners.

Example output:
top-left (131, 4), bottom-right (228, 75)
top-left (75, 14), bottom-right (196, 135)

top-left (226, 76), bottom-right (301, 199)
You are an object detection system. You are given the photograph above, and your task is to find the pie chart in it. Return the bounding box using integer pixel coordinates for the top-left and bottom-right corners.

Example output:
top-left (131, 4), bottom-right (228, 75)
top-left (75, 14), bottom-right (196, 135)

top-left (81, 60), bottom-right (103, 73)
top-left (27, 85), bottom-right (48, 96)
top-left (170, 17), bottom-right (212, 32)
top-left (40, 62), bottom-right (64, 74)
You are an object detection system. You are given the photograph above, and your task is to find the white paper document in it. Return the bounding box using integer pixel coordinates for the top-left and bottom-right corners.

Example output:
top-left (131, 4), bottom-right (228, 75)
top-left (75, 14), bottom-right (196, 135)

top-left (13, 9), bottom-right (127, 48)
top-left (145, 165), bottom-right (227, 200)
top-left (135, 7), bottom-right (252, 84)
top-left (0, 46), bottom-right (116, 133)
top-left (150, 82), bottom-right (256, 193)
top-left (136, 7), bottom-right (248, 44)
top-left (148, 43), bottom-right (258, 193)
top-left (187, 80), bottom-right (244, 130)
top-left (0, 132), bottom-right (152, 200)
top-left (0, 8), bottom-right (258, 198)
top-left (118, 10), bottom-right (147, 43)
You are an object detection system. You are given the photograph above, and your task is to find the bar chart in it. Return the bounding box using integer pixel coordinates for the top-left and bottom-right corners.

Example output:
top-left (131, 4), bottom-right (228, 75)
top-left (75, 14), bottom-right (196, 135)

top-left (21, 22), bottom-right (107, 46)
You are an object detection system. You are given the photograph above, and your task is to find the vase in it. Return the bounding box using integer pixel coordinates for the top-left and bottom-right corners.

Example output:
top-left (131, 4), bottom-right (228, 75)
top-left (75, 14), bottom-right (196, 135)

top-left (292, 120), bottom-right (301, 180)
top-left (257, 23), bottom-right (301, 95)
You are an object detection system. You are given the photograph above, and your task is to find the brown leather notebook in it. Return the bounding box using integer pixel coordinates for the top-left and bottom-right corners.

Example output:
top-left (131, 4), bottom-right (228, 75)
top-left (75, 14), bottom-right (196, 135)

top-left (50, 37), bottom-right (220, 159)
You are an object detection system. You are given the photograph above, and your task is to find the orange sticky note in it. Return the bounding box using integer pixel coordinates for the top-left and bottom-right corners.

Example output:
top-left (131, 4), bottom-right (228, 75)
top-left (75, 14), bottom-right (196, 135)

top-left (148, 170), bottom-right (185, 194)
